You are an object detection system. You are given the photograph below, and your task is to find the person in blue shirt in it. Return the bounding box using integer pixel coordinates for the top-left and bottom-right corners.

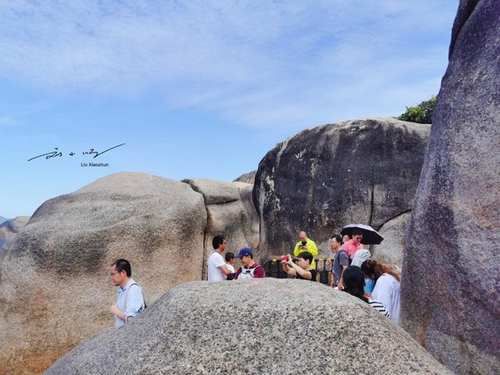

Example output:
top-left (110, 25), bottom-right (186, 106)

top-left (110, 258), bottom-right (146, 328)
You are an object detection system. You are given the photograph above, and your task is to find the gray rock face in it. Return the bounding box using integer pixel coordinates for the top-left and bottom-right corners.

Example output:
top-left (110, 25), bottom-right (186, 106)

top-left (46, 279), bottom-right (451, 375)
top-left (184, 179), bottom-right (260, 278)
top-left (401, 1), bottom-right (500, 374)
top-left (253, 118), bottom-right (430, 259)
top-left (0, 216), bottom-right (29, 251)
top-left (234, 170), bottom-right (257, 184)
top-left (0, 173), bottom-right (207, 374)
top-left (371, 212), bottom-right (410, 267)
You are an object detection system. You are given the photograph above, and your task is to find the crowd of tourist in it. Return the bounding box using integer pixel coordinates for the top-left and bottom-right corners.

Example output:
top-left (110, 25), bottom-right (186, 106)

top-left (109, 227), bottom-right (401, 328)
top-left (206, 230), bottom-right (400, 324)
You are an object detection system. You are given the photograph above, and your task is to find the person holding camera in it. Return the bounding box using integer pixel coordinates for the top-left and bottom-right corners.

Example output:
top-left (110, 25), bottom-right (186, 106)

top-left (293, 231), bottom-right (318, 269)
top-left (281, 252), bottom-right (317, 281)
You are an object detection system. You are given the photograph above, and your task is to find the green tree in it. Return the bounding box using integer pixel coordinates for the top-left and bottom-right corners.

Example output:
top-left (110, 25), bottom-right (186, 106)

top-left (399, 96), bottom-right (437, 124)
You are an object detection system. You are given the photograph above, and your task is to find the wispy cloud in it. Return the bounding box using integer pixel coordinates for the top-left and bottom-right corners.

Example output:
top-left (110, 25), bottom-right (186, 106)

top-left (0, 0), bottom-right (457, 129)
top-left (0, 115), bottom-right (16, 127)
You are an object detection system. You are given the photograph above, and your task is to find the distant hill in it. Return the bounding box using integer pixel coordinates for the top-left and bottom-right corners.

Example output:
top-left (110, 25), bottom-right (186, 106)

top-left (0, 216), bottom-right (30, 250)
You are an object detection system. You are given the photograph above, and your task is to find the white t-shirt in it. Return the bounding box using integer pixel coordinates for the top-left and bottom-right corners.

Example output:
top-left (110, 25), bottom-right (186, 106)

top-left (207, 251), bottom-right (226, 282)
top-left (226, 263), bottom-right (235, 273)
top-left (372, 273), bottom-right (400, 324)
top-left (351, 248), bottom-right (371, 267)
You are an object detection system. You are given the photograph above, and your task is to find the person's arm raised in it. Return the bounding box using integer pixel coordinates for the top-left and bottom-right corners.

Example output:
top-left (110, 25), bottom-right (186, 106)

top-left (282, 261), bottom-right (296, 276)
top-left (287, 259), bottom-right (312, 280)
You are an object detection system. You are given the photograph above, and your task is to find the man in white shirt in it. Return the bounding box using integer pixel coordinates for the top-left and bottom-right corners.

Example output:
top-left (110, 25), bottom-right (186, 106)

top-left (207, 235), bottom-right (231, 282)
top-left (110, 259), bottom-right (145, 328)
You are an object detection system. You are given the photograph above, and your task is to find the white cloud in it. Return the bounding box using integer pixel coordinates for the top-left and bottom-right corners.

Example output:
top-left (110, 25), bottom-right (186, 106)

top-left (0, 115), bottom-right (16, 127)
top-left (0, 0), bottom-right (457, 130)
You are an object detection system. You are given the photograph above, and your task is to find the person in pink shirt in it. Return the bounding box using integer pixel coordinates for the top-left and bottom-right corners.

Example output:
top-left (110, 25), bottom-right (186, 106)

top-left (342, 230), bottom-right (363, 258)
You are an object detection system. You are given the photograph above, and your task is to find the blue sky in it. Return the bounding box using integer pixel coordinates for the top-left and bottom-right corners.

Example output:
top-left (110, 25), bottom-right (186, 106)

top-left (0, 1), bottom-right (458, 218)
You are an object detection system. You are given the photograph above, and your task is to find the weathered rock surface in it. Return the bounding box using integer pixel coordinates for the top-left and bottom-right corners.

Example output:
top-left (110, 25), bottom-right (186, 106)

top-left (371, 212), bottom-right (410, 267)
top-left (401, 1), bottom-right (500, 374)
top-left (234, 170), bottom-right (256, 184)
top-left (253, 118), bottom-right (430, 259)
top-left (0, 216), bottom-right (29, 251)
top-left (46, 279), bottom-right (451, 375)
top-left (184, 179), bottom-right (260, 278)
top-left (0, 173), bottom-right (207, 374)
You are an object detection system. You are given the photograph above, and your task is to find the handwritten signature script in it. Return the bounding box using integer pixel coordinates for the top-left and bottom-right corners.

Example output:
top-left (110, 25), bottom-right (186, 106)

top-left (28, 143), bottom-right (126, 162)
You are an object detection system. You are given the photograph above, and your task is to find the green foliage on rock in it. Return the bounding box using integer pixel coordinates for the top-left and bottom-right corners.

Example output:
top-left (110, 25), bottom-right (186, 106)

top-left (399, 96), bottom-right (437, 124)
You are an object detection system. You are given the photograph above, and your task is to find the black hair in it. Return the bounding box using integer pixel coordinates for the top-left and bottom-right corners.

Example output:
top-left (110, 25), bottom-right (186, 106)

top-left (212, 235), bottom-right (225, 250)
top-left (362, 260), bottom-right (400, 282)
top-left (112, 259), bottom-right (132, 277)
top-left (342, 266), bottom-right (368, 303)
top-left (331, 234), bottom-right (343, 244)
top-left (225, 252), bottom-right (235, 262)
top-left (297, 251), bottom-right (313, 264)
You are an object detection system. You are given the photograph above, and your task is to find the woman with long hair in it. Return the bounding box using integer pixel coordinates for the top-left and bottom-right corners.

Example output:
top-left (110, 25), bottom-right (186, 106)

top-left (361, 260), bottom-right (400, 323)
top-left (342, 266), bottom-right (390, 318)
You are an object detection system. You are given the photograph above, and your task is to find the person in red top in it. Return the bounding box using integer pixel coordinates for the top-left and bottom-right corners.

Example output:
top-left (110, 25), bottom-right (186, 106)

top-left (342, 230), bottom-right (363, 258)
top-left (234, 248), bottom-right (265, 279)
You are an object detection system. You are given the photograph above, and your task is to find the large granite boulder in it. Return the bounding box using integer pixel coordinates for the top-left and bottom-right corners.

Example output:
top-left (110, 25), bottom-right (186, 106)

top-left (401, 1), bottom-right (500, 374)
top-left (234, 170), bottom-right (257, 184)
top-left (0, 216), bottom-right (29, 251)
top-left (370, 212), bottom-right (410, 267)
top-left (46, 279), bottom-right (451, 374)
top-left (253, 118), bottom-right (430, 259)
top-left (183, 179), bottom-right (259, 278)
top-left (0, 173), bottom-right (207, 374)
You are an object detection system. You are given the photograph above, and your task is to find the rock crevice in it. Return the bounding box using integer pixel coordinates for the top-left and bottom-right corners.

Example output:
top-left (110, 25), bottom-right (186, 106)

top-left (183, 179), bottom-right (260, 279)
top-left (253, 118), bottom-right (430, 259)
